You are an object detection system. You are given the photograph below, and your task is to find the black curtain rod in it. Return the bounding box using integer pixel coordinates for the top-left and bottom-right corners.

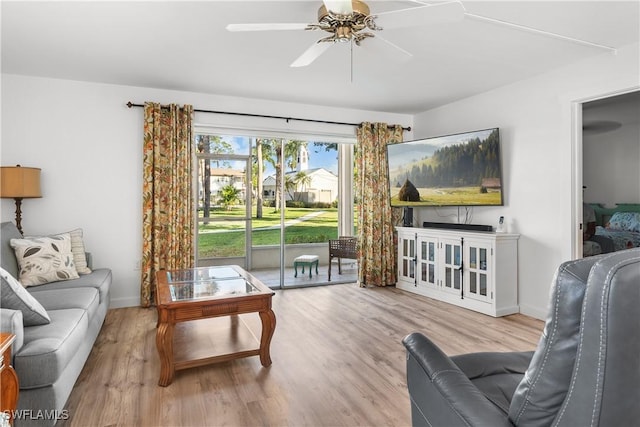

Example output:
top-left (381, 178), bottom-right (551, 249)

top-left (126, 102), bottom-right (411, 131)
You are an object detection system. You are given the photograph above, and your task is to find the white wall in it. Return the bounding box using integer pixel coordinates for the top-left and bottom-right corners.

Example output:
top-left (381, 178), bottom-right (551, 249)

top-left (413, 42), bottom-right (639, 319)
top-left (0, 74), bottom-right (412, 307)
top-left (583, 97), bottom-right (640, 205)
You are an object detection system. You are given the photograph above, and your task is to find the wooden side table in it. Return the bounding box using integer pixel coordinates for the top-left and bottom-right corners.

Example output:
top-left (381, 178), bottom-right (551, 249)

top-left (0, 333), bottom-right (18, 425)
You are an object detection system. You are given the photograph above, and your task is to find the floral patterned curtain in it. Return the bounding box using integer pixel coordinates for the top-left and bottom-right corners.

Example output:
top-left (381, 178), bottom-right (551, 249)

top-left (356, 122), bottom-right (404, 287)
top-left (140, 103), bottom-right (194, 307)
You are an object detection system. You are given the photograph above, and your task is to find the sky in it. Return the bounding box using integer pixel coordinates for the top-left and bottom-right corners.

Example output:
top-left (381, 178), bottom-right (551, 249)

top-left (387, 128), bottom-right (497, 170)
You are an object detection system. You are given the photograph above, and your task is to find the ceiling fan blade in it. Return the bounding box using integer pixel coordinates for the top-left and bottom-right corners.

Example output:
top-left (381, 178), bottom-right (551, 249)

top-left (374, 1), bottom-right (464, 30)
top-left (226, 23), bottom-right (309, 32)
top-left (373, 34), bottom-right (413, 59)
top-left (291, 42), bottom-right (333, 67)
top-left (323, 0), bottom-right (353, 15)
top-left (464, 13), bottom-right (617, 53)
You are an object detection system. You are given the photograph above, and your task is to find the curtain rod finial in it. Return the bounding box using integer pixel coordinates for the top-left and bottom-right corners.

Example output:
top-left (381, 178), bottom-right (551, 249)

top-left (126, 102), bottom-right (133, 108)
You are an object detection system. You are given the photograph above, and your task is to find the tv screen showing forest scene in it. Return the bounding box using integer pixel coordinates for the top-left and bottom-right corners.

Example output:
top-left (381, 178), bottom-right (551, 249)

top-left (387, 128), bottom-right (503, 207)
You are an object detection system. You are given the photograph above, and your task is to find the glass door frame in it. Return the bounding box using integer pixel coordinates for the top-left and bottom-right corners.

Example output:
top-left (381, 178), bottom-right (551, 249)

top-left (195, 152), bottom-right (252, 269)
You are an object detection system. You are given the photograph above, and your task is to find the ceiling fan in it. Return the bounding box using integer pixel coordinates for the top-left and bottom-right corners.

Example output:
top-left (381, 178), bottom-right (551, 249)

top-left (226, 0), bottom-right (616, 68)
top-left (226, 0), bottom-right (465, 67)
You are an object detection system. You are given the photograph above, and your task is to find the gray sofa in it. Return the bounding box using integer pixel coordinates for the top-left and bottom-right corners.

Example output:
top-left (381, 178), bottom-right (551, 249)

top-left (402, 248), bottom-right (640, 427)
top-left (0, 221), bottom-right (111, 426)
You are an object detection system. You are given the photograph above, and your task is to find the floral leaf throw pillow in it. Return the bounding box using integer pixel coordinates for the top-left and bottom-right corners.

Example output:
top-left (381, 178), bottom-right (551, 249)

top-left (10, 233), bottom-right (79, 287)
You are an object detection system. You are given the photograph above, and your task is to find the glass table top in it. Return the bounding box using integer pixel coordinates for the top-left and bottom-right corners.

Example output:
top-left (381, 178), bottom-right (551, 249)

top-left (165, 266), bottom-right (261, 302)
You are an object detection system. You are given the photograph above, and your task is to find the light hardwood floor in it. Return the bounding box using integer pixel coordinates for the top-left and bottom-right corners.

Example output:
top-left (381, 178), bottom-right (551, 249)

top-left (60, 284), bottom-right (544, 427)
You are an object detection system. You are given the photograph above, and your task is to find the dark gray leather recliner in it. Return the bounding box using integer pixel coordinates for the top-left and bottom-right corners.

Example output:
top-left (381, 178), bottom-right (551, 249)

top-left (402, 248), bottom-right (640, 427)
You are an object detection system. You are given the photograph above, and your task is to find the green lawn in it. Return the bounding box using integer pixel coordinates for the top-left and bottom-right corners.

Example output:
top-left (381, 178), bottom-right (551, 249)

top-left (199, 206), bottom-right (316, 229)
top-left (198, 207), bottom-right (340, 258)
top-left (390, 186), bottom-right (502, 206)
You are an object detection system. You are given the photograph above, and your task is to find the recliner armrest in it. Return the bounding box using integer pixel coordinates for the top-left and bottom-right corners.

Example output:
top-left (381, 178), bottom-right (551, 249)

top-left (451, 351), bottom-right (533, 379)
top-left (403, 332), bottom-right (513, 427)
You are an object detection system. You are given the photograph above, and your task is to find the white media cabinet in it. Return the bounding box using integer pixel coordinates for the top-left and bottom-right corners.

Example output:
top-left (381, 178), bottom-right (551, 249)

top-left (396, 226), bottom-right (519, 317)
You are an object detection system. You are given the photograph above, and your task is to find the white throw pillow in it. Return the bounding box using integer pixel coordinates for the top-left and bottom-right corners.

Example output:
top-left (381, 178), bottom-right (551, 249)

top-left (0, 266), bottom-right (50, 325)
top-left (57, 228), bottom-right (92, 275)
top-left (10, 233), bottom-right (79, 287)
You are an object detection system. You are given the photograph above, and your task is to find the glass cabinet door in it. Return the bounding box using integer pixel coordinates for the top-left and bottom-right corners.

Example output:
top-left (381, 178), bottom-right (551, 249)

top-left (441, 239), bottom-right (462, 295)
top-left (465, 242), bottom-right (492, 302)
top-left (398, 232), bottom-right (416, 282)
top-left (417, 237), bottom-right (438, 288)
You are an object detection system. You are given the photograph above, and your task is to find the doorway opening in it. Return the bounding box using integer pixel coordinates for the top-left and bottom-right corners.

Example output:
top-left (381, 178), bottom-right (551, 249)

top-left (573, 89), bottom-right (640, 258)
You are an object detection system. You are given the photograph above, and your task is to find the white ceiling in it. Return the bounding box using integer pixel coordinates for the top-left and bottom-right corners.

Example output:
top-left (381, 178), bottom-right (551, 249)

top-left (583, 90), bottom-right (640, 135)
top-left (2, 1), bottom-right (639, 114)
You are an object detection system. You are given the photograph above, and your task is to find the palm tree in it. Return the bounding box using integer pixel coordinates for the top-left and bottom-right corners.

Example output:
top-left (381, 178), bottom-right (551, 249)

top-left (292, 171), bottom-right (312, 201)
top-left (253, 138), bottom-right (265, 218)
top-left (284, 174), bottom-right (297, 201)
top-left (284, 140), bottom-right (305, 171)
top-left (254, 139), bottom-right (280, 212)
top-left (196, 135), bottom-right (213, 223)
top-left (295, 171), bottom-right (312, 190)
top-left (251, 139), bottom-right (309, 213)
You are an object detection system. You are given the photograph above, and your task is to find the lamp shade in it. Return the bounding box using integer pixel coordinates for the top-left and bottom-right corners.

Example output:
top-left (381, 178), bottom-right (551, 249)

top-left (0, 166), bottom-right (42, 198)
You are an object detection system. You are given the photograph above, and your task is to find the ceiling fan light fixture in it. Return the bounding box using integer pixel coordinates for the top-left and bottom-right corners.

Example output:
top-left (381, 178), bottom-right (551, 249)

top-left (336, 26), bottom-right (352, 41)
top-left (318, 0), bottom-right (369, 22)
top-left (310, 0), bottom-right (378, 45)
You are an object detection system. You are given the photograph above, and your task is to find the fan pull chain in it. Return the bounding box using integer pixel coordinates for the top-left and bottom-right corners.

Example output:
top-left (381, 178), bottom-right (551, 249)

top-left (350, 40), bottom-right (354, 83)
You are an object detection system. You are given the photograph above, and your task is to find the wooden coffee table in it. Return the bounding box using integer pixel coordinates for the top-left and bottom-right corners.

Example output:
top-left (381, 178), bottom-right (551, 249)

top-left (155, 265), bottom-right (276, 386)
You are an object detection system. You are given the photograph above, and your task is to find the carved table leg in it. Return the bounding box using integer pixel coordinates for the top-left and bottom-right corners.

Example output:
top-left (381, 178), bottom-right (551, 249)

top-left (1, 349), bottom-right (18, 424)
top-left (258, 309), bottom-right (276, 367)
top-left (156, 321), bottom-right (175, 387)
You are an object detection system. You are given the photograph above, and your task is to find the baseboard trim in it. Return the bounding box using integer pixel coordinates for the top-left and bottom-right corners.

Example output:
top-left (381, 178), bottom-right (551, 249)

top-left (518, 304), bottom-right (547, 321)
top-left (108, 296), bottom-right (140, 309)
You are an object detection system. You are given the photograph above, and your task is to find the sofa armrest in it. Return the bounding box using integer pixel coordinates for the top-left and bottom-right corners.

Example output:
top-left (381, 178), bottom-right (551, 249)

top-left (0, 308), bottom-right (24, 354)
top-left (403, 332), bottom-right (513, 427)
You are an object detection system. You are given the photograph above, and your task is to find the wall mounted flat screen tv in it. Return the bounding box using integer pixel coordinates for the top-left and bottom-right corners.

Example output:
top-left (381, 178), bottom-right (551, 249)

top-left (387, 128), bottom-right (503, 207)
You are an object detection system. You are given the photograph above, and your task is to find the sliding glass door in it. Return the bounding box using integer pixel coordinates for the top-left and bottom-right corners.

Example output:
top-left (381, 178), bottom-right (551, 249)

top-left (195, 130), bottom-right (356, 288)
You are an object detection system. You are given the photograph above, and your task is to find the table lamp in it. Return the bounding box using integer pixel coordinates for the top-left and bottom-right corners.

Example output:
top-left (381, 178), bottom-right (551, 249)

top-left (0, 165), bottom-right (42, 235)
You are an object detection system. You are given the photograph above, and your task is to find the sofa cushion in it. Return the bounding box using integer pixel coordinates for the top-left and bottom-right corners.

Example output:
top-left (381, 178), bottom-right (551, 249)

top-left (15, 308), bottom-right (88, 388)
top-left (10, 234), bottom-right (79, 287)
top-left (0, 267), bottom-right (50, 326)
top-left (28, 268), bottom-right (111, 305)
top-left (32, 288), bottom-right (99, 324)
top-left (1, 221), bottom-right (23, 278)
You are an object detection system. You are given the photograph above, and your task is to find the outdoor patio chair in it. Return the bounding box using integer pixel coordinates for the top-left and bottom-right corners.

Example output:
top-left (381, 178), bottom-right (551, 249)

top-left (328, 236), bottom-right (357, 281)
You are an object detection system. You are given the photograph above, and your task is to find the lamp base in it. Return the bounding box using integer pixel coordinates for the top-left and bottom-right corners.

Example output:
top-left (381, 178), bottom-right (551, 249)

top-left (14, 198), bottom-right (23, 235)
